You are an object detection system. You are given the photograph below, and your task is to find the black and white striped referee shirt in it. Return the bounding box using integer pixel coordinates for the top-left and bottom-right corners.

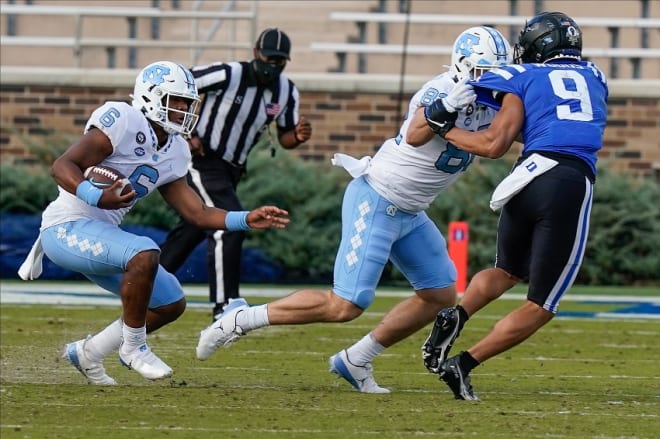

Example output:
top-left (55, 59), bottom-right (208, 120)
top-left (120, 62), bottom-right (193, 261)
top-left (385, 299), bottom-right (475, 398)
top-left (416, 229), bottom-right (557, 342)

top-left (191, 61), bottom-right (301, 168)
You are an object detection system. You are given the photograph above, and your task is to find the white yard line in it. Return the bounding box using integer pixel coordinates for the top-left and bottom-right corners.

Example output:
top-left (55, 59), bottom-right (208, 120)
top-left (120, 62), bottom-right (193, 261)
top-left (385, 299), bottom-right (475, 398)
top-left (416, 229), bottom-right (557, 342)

top-left (1, 280), bottom-right (658, 304)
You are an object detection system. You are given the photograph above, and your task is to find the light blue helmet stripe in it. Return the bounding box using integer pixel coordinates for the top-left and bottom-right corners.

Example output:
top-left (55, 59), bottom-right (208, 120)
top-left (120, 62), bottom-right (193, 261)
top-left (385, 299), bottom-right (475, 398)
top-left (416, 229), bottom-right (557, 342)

top-left (483, 26), bottom-right (508, 61)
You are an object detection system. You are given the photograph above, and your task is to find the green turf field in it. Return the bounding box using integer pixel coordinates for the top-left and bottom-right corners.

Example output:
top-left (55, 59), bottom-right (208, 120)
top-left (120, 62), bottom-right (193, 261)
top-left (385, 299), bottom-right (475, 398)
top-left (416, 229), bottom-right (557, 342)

top-left (1, 289), bottom-right (658, 438)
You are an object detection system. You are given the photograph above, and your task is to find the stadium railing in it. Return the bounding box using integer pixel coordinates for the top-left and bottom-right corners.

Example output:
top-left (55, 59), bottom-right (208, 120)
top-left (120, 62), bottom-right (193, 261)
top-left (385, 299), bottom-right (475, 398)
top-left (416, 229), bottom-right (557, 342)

top-left (312, 12), bottom-right (660, 78)
top-left (0, 3), bottom-right (257, 68)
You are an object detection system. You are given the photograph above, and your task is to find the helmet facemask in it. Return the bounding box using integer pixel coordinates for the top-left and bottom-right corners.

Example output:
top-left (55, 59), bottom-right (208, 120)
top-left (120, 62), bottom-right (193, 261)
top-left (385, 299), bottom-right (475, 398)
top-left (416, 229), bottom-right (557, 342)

top-left (156, 89), bottom-right (200, 136)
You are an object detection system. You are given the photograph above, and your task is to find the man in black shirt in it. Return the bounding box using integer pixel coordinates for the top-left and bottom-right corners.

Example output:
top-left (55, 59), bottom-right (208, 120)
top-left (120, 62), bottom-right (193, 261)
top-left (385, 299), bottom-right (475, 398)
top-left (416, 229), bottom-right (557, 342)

top-left (160, 28), bottom-right (312, 320)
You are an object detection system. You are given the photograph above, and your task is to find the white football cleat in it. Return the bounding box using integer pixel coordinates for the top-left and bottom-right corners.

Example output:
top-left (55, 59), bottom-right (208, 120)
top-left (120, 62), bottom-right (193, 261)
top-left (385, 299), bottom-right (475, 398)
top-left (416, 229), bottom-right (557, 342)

top-left (119, 343), bottom-right (172, 380)
top-left (329, 349), bottom-right (390, 394)
top-left (62, 336), bottom-right (117, 385)
top-left (196, 298), bottom-right (249, 360)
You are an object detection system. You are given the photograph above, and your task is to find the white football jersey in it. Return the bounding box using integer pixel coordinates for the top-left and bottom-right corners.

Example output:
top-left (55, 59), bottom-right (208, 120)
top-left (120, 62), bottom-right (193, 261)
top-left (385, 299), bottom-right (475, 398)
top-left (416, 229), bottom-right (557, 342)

top-left (41, 102), bottom-right (191, 229)
top-left (366, 72), bottom-right (498, 213)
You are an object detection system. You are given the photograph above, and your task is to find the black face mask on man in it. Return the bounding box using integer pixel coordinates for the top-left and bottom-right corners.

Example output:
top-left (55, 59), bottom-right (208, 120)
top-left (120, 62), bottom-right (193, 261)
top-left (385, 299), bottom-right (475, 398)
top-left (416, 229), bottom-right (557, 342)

top-left (253, 58), bottom-right (285, 86)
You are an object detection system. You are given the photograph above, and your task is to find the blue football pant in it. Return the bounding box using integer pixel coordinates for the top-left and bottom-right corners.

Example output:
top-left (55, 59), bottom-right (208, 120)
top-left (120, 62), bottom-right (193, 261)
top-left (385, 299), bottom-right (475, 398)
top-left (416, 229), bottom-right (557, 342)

top-left (41, 219), bottom-right (184, 308)
top-left (333, 176), bottom-right (457, 309)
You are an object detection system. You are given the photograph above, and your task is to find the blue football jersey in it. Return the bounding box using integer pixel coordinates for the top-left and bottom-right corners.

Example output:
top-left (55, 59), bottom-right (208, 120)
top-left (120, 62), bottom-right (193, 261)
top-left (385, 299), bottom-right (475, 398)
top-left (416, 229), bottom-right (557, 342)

top-left (472, 61), bottom-right (608, 175)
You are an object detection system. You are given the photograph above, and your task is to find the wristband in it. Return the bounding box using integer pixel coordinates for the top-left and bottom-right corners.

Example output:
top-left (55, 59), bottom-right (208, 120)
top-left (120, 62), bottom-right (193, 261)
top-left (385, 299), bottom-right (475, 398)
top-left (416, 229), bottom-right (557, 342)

top-left (76, 180), bottom-right (103, 207)
top-left (225, 211), bottom-right (251, 231)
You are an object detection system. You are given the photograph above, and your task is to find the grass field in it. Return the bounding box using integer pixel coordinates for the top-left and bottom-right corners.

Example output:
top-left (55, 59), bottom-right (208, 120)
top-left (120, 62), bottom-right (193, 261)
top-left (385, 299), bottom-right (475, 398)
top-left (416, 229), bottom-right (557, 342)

top-left (1, 286), bottom-right (659, 438)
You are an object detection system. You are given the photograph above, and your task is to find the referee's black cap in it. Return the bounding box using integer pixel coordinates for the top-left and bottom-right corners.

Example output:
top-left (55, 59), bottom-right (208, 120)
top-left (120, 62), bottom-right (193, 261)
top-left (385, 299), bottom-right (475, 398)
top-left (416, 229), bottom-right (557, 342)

top-left (256, 28), bottom-right (291, 60)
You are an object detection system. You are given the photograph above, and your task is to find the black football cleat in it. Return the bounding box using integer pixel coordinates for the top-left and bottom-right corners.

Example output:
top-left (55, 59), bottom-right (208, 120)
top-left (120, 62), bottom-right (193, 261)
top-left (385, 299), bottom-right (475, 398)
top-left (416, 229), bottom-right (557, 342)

top-left (439, 355), bottom-right (479, 401)
top-left (422, 307), bottom-right (463, 374)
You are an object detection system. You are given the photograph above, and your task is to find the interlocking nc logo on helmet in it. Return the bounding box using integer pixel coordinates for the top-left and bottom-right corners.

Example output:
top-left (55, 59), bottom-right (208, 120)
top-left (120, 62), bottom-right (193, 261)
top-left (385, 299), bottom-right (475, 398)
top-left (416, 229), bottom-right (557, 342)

top-left (142, 64), bottom-right (172, 86)
top-left (455, 33), bottom-right (479, 58)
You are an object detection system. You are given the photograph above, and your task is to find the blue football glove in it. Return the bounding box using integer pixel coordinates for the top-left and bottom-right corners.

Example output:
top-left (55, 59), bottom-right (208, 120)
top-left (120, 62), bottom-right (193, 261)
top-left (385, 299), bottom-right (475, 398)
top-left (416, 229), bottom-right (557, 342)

top-left (425, 77), bottom-right (475, 138)
top-left (425, 99), bottom-right (458, 138)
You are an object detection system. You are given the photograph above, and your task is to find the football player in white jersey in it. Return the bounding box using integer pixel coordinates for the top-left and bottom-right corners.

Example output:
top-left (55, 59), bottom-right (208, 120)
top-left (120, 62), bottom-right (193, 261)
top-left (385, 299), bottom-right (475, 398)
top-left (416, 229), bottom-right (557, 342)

top-left (195, 28), bottom-right (512, 393)
top-left (18, 61), bottom-right (289, 384)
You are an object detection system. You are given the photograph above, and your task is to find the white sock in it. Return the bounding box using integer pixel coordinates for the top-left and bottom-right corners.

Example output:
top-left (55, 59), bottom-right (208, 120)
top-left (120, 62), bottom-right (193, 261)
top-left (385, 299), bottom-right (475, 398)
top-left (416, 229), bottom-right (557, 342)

top-left (120, 323), bottom-right (147, 352)
top-left (345, 333), bottom-right (385, 366)
top-left (84, 318), bottom-right (122, 362)
top-left (235, 304), bottom-right (269, 331)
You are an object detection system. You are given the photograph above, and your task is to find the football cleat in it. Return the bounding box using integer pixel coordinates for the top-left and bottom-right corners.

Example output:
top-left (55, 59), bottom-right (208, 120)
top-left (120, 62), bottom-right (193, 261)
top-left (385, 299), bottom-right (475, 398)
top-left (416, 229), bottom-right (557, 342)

top-left (196, 298), bottom-right (249, 360)
top-left (62, 336), bottom-right (117, 385)
top-left (422, 306), bottom-right (463, 374)
top-left (329, 350), bottom-right (390, 394)
top-left (212, 303), bottom-right (225, 322)
top-left (119, 343), bottom-right (173, 380)
top-left (439, 355), bottom-right (479, 401)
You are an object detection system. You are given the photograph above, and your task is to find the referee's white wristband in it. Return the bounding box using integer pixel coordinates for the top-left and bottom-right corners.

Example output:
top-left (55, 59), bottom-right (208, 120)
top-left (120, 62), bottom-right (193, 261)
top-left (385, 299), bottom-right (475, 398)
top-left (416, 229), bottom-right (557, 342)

top-left (225, 211), bottom-right (251, 231)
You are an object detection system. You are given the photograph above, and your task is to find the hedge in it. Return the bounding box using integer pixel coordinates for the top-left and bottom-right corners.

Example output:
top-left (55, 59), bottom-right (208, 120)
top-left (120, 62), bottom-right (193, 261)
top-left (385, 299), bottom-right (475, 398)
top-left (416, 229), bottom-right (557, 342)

top-left (1, 143), bottom-right (658, 286)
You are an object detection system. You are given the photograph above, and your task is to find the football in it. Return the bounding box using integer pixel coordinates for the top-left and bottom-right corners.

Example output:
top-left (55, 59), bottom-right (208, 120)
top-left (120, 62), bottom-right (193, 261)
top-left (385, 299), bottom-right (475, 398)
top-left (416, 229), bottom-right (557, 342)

top-left (83, 165), bottom-right (134, 197)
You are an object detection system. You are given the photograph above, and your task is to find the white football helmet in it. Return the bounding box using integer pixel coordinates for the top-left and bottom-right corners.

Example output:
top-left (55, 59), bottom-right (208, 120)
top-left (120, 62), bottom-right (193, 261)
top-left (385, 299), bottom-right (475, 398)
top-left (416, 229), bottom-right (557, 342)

top-left (131, 61), bottom-right (200, 136)
top-left (450, 26), bottom-right (512, 80)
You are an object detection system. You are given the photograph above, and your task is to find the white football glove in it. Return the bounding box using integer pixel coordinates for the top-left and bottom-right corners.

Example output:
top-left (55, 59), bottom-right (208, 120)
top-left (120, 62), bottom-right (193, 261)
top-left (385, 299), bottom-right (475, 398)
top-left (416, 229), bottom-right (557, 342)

top-left (442, 77), bottom-right (476, 112)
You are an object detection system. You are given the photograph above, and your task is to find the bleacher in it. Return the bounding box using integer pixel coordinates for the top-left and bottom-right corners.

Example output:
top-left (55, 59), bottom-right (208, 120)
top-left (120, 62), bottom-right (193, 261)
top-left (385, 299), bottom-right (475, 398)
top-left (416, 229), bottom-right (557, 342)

top-left (1, 0), bottom-right (658, 179)
top-left (313, 11), bottom-right (660, 79)
top-left (1, 0), bottom-right (659, 79)
top-left (0, 2), bottom-right (259, 68)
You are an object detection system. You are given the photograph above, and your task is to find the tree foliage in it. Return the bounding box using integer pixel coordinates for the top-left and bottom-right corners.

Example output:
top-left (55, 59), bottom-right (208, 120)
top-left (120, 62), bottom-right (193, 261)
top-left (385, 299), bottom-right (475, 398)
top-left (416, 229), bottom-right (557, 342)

top-left (1, 138), bottom-right (657, 286)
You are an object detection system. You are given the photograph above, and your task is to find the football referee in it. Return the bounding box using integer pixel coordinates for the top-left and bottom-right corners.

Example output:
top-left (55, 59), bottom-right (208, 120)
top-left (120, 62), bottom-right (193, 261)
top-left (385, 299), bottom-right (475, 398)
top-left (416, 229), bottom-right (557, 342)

top-left (159, 28), bottom-right (312, 320)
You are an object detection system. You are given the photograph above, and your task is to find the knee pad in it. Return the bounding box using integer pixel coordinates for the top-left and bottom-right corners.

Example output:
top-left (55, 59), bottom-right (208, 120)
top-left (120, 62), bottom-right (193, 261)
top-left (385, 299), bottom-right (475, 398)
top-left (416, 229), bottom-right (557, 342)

top-left (353, 289), bottom-right (375, 310)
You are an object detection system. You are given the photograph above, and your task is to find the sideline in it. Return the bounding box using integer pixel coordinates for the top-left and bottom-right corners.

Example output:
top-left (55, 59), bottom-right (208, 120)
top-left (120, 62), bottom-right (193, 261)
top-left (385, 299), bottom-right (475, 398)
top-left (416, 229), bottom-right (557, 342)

top-left (1, 280), bottom-right (658, 320)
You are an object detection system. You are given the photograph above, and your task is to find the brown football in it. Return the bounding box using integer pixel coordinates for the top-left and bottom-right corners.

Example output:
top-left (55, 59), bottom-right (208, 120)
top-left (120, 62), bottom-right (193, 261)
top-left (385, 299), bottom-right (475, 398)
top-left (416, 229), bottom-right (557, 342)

top-left (83, 165), bottom-right (134, 196)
